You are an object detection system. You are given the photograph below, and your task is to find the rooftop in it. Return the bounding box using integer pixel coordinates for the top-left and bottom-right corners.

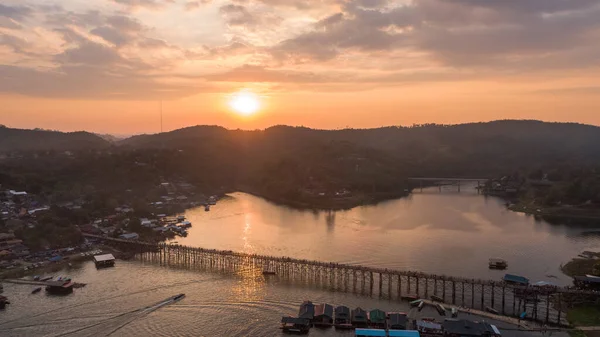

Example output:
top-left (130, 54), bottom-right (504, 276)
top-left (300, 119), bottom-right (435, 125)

top-left (94, 254), bottom-right (115, 262)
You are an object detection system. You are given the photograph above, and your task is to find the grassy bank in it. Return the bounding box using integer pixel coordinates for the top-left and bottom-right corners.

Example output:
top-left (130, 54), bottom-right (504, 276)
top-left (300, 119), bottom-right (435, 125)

top-left (568, 306), bottom-right (600, 327)
top-left (508, 203), bottom-right (600, 223)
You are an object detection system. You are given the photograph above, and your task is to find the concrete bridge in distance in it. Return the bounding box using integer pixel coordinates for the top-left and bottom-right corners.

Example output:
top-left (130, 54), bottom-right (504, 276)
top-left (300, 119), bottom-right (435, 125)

top-left (408, 177), bottom-right (490, 192)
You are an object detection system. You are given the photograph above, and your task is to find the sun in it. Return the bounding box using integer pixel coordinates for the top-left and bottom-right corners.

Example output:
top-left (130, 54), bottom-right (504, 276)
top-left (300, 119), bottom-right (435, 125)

top-left (229, 91), bottom-right (261, 116)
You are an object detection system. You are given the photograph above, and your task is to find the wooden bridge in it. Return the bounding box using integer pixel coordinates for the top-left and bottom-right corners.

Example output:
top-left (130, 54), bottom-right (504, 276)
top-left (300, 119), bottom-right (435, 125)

top-left (86, 234), bottom-right (600, 327)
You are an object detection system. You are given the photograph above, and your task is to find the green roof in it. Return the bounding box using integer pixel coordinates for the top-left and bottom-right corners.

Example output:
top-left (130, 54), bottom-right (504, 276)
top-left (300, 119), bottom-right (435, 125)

top-left (369, 309), bottom-right (386, 323)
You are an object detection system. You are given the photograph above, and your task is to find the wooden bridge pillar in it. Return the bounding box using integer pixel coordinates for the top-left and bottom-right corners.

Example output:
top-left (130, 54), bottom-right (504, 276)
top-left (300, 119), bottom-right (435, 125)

top-left (442, 279), bottom-right (446, 301)
top-left (545, 293), bottom-right (550, 324)
top-left (379, 273), bottom-right (383, 295)
top-left (416, 276), bottom-right (419, 296)
top-left (491, 283), bottom-right (495, 308)
top-left (501, 286), bottom-right (505, 314)
top-left (480, 284), bottom-right (485, 309)
top-left (462, 282), bottom-right (465, 306)
top-left (471, 281), bottom-right (475, 308)
top-left (557, 292), bottom-right (562, 325)
top-left (452, 281), bottom-right (456, 304)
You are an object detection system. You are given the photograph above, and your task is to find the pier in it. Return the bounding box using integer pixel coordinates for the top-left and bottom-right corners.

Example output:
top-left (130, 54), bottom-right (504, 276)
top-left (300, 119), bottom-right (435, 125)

top-left (86, 234), bottom-right (600, 327)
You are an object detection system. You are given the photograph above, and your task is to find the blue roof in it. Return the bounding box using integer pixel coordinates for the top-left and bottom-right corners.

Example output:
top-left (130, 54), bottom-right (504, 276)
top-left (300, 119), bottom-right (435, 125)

top-left (503, 274), bottom-right (529, 284)
top-left (389, 331), bottom-right (421, 337)
top-left (356, 329), bottom-right (387, 337)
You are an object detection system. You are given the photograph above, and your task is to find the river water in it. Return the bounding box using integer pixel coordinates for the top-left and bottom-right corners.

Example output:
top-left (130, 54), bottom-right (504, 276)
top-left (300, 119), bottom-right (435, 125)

top-left (0, 187), bottom-right (596, 336)
top-left (178, 188), bottom-right (600, 286)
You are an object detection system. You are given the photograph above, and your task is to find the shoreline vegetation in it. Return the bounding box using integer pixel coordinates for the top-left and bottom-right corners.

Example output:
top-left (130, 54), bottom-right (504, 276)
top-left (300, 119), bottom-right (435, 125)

top-left (238, 188), bottom-right (411, 211)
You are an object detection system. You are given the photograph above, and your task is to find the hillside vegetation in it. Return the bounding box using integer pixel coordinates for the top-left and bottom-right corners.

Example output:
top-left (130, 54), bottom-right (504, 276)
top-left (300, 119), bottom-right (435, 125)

top-left (2, 120), bottom-right (600, 208)
top-left (0, 126), bottom-right (109, 152)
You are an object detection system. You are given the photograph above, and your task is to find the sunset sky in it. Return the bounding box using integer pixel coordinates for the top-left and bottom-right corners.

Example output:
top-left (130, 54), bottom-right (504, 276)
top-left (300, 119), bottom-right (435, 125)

top-left (2, 0), bottom-right (600, 134)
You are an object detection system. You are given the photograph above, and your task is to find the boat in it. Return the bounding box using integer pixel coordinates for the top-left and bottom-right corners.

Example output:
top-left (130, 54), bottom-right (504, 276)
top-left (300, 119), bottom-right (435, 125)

top-left (173, 293), bottom-right (185, 301)
top-left (418, 300), bottom-right (425, 312)
top-left (435, 304), bottom-right (446, 316)
top-left (431, 295), bottom-right (444, 302)
top-left (46, 281), bottom-right (74, 295)
top-left (208, 196), bottom-right (217, 205)
top-left (262, 270), bottom-right (277, 276)
top-left (40, 276), bottom-right (53, 282)
top-left (33, 275), bottom-right (40, 281)
top-left (485, 307), bottom-right (499, 315)
top-left (0, 295), bottom-right (9, 310)
top-left (410, 299), bottom-right (422, 307)
top-left (489, 258), bottom-right (508, 270)
top-left (204, 205), bottom-right (210, 212)
top-left (503, 274), bottom-right (529, 286)
top-left (32, 287), bottom-right (42, 294)
top-left (401, 294), bottom-right (419, 302)
top-left (451, 307), bottom-right (458, 318)
top-left (177, 215), bottom-right (185, 221)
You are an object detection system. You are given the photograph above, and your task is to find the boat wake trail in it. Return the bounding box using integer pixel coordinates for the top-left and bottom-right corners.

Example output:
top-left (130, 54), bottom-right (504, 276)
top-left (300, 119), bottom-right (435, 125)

top-left (50, 294), bottom-right (186, 337)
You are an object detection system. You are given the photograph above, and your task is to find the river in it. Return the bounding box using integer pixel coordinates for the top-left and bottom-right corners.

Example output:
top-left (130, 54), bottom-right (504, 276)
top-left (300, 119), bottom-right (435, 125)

top-left (0, 187), bottom-right (596, 336)
top-left (177, 187), bottom-right (600, 286)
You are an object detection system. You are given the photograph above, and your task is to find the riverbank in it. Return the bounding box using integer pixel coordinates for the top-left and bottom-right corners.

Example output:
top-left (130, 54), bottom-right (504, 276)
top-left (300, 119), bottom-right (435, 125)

top-left (508, 203), bottom-right (600, 223)
top-left (561, 252), bottom-right (600, 278)
top-left (236, 187), bottom-right (410, 210)
top-left (0, 244), bottom-right (124, 280)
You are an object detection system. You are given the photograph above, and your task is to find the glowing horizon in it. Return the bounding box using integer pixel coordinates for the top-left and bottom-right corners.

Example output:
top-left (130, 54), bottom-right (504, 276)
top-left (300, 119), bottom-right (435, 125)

top-left (2, 0), bottom-right (600, 133)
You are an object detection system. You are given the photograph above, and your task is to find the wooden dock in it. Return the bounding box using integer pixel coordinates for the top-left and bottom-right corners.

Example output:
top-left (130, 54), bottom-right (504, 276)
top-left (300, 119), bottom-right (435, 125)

top-left (85, 234), bottom-right (600, 326)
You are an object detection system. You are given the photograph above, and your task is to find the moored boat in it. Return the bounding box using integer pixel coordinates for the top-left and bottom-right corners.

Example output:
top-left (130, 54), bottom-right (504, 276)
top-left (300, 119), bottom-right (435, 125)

top-left (451, 307), bottom-right (458, 318)
top-left (31, 287), bottom-right (42, 294)
top-left (0, 295), bottom-right (9, 309)
top-left (401, 294), bottom-right (419, 302)
top-left (485, 306), bottom-right (499, 315)
top-left (503, 274), bottom-right (529, 286)
top-left (418, 300), bottom-right (425, 312)
top-left (489, 258), bottom-right (508, 270)
top-left (431, 295), bottom-right (444, 302)
top-left (173, 293), bottom-right (185, 301)
top-left (435, 303), bottom-right (446, 316)
top-left (410, 299), bottom-right (422, 307)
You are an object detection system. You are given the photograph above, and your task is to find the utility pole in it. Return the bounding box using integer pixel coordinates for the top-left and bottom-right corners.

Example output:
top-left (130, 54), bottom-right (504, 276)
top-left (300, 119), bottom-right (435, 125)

top-left (160, 100), bottom-right (163, 133)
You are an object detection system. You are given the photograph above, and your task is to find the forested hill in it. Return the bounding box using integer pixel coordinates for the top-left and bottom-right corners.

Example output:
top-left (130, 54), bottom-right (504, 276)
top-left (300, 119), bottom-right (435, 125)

top-left (119, 120), bottom-right (600, 176)
top-left (0, 126), bottom-right (109, 152)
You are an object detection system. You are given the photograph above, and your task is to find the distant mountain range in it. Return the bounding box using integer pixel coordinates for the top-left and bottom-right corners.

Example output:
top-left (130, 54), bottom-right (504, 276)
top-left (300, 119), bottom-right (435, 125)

top-left (3, 120), bottom-right (600, 176)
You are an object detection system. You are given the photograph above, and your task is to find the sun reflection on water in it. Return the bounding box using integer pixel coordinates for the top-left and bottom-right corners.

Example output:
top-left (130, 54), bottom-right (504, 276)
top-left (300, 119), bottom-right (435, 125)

top-left (231, 210), bottom-right (267, 303)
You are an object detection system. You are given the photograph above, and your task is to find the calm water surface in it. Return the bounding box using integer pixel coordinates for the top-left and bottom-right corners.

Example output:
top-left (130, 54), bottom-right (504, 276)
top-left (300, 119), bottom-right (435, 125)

top-left (178, 188), bottom-right (600, 286)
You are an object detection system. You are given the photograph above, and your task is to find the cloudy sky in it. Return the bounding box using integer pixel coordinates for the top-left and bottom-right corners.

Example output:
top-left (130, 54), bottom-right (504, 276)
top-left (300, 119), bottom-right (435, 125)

top-left (2, 0), bottom-right (600, 133)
